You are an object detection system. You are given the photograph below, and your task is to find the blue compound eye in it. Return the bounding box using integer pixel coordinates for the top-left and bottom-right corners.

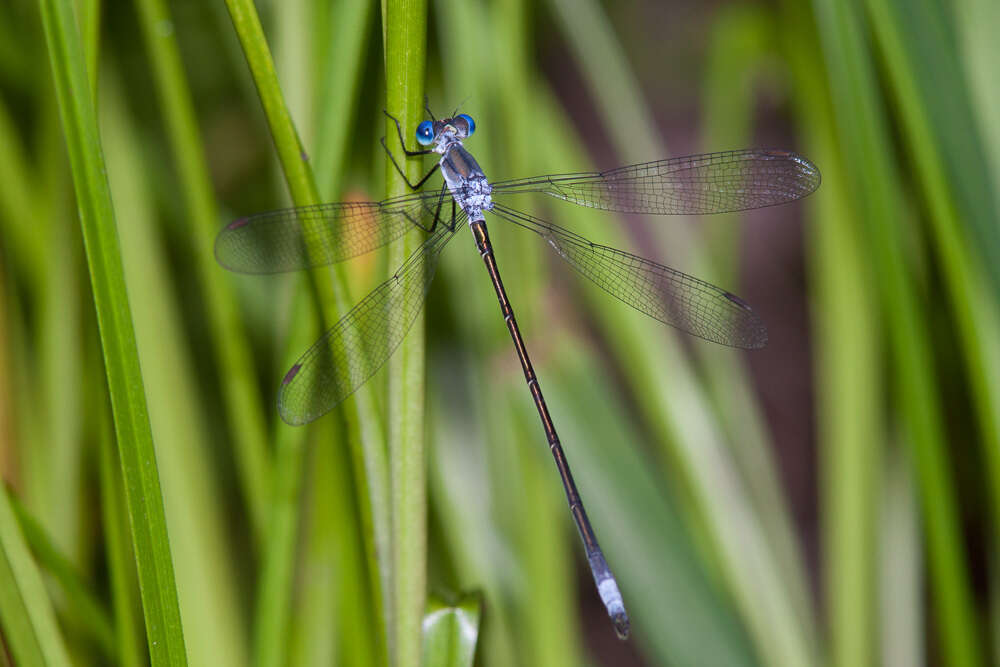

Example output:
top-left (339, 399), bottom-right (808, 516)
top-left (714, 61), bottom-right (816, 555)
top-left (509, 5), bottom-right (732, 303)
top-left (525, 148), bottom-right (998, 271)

top-left (415, 121), bottom-right (435, 146)
top-left (457, 114), bottom-right (475, 136)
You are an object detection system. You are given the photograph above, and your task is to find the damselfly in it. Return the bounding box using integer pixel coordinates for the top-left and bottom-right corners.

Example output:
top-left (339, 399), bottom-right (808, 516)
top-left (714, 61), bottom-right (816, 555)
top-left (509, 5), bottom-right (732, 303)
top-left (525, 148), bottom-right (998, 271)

top-left (215, 109), bottom-right (821, 639)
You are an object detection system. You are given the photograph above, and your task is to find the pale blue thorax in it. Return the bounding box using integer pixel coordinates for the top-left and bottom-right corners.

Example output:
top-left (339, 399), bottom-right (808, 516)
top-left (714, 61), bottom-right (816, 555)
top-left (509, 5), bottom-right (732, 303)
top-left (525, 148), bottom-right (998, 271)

top-left (432, 130), bottom-right (493, 223)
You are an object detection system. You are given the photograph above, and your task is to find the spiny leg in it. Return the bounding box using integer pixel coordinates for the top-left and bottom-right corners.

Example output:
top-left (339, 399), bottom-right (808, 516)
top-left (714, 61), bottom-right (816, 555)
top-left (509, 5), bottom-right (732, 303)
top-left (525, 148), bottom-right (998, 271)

top-left (380, 110), bottom-right (441, 191)
top-left (399, 181), bottom-right (455, 235)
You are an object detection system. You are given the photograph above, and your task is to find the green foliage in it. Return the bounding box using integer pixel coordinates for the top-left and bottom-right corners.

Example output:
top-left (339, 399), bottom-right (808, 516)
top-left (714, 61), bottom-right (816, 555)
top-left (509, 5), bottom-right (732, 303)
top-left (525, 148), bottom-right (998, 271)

top-left (1, 0), bottom-right (996, 664)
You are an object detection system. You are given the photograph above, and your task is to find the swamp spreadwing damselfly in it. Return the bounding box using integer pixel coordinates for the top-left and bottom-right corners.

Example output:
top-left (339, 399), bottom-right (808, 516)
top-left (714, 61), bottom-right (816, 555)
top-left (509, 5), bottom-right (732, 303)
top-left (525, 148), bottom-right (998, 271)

top-left (215, 109), bottom-right (821, 639)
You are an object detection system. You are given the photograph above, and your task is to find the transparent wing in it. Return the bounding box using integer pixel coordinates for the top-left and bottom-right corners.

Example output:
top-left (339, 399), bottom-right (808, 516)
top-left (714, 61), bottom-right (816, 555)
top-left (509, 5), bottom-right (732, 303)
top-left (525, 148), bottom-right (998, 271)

top-left (215, 188), bottom-right (449, 274)
top-left (277, 217), bottom-right (462, 425)
top-left (491, 149), bottom-right (820, 215)
top-left (491, 204), bottom-right (766, 349)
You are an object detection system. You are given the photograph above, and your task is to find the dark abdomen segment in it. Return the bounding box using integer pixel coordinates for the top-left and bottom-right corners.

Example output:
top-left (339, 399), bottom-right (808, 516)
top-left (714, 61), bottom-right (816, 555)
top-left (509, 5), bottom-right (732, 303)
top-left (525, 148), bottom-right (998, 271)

top-left (469, 218), bottom-right (629, 639)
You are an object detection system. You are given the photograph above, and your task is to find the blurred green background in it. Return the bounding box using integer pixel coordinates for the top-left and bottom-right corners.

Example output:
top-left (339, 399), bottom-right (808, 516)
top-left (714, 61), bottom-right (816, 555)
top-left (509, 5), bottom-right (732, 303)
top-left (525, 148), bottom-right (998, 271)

top-left (1, 0), bottom-right (998, 665)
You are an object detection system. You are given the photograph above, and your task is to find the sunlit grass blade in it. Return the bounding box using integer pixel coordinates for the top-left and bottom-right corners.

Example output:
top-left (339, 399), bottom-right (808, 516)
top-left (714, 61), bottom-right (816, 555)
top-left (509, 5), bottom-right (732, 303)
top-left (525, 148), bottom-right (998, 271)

top-left (102, 73), bottom-right (247, 667)
top-left (132, 0), bottom-right (272, 546)
top-left (779, 3), bottom-right (883, 662)
top-left (222, 0), bottom-right (390, 661)
top-left (812, 0), bottom-right (982, 664)
top-left (421, 594), bottom-right (481, 667)
top-left (37, 0), bottom-right (187, 662)
top-left (0, 484), bottom-right (72, 666)
top-left (383, 1), bottom-right (430, 663)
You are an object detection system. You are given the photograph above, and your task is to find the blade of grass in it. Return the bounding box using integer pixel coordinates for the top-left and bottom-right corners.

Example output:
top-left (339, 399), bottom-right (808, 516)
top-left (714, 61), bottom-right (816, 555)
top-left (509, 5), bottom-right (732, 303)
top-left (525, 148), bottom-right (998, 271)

top-left (37, 0), bottom-right (187, 662)
top-left (865, 0), bottom-right (1000, 552)
top-left (698, 9), bottom-right (822, 644)
top-left (102, 72), bottom-right (248, 667)
top-left (879, 448), bottom-right (923, 667)
top-left (545, 337), bottom-right (757, 664)
top-left (0, 484), bottom-right (72, 666)
top-left (312, 0), bottom-right (375, 197)
top-left (545, 3), bottom-right (819, 662)
top-left (132, 0), bottom-right (272, 547)
top-left (96, 389), bottom-right (146, 667)
top-left (812, 0), bottom-right (982, 663)
top-left (222, 0), bottom-right (390, 661)
top-left (421, 594), bottom-right (481, 667)
top-left (953, 0), bottom-right (1000, 214)
top-left (382, 1), bottom-right (429, 663)
top-left (781, 2), bottom-right (883, 663)
top-left (10, 496), bottom-right (115, 659)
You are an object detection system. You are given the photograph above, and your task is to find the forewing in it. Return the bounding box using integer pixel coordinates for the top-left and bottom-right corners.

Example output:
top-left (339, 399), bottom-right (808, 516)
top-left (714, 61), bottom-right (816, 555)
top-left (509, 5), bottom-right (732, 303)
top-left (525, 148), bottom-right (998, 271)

top-left (492, 204), bottom-right (766, 349)
top-left (215, 190), bottom-right (448, 274)
top-left (278, 218), bottom-right (461, 424)
top-left (491, 149), bottom-right (820, 216)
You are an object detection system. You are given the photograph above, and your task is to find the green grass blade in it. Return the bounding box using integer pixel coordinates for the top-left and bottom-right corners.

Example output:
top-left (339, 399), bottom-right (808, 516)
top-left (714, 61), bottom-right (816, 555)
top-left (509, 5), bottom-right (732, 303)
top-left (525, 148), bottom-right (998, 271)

top-left (544, 4), bottom-right (818, 662)
top-left (312, 0), bottom-right (375, 196)
top-left (132, 0), bottom-right (272, 546)
top-left (547, 341), bottom-right (758, 664)
top-left (382, 0), bottom-right (429, 661)
top-left (953, 0), bottom-right (1000, 215)
top-left (37, 0), bottom-right (187, 662)
top-left (421, 594), bottom-right (481, 667)
top-left (102, 72), bottom-right (247, 667)
top-left (222, 1), bottom-right (391, 661)
top-left (779, 3), bottom-right (884, 663)
top-left (0, 485), bottom-right (72, 666)
top-left (812, 0), bottom-right (983, 663)
top-left (864, 0), bottom-right (1000, 549)
top-left (879, 451), bottom-right (923, 667)
top-left (96, 395), bottom-right (146, 667)
top-left (11, 497), bottom-right (116, 659)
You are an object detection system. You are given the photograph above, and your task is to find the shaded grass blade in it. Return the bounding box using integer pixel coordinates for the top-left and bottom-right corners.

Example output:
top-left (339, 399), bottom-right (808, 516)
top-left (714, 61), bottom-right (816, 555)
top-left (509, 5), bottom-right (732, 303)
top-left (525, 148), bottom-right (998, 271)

top-left (778, 3), bottom-right (884, 663)
top-left (0, 484), bottom-right (72, 666)
top-left (11, 497), bottom-right (115, 659)
top-left (812, 0), bottom-right (983, 663)
top-left (132, 0), bottom-right (272, 546)
top-left (37, 0), bottom-right (187, 662)
top-left (102, 73), bottom-right (248, 667)
top-left (222, 0), bottom-right (390, 661)
top-left (865, 0), bottom-right (1000, 549)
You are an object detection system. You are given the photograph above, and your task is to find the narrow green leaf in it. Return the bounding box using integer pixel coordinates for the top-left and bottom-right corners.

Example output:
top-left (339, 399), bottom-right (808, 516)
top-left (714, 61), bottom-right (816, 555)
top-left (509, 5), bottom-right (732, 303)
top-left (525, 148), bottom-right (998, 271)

top-left (543, 3), bottom-right (818, 662)
top-left (812, 0), bottom-right (983, 663)
top-left (865, 0), bottom-right (1000, 550)
top-left (779, 3), bottom-right (884, 664)
top-left (421, 594), bottom-right (481, 667)
top-left (0, 485), bottom-right (72, 666)
top-left (96, 393), bottom-right (146, 667)
top-left (37, 0), bottom-right (187, 662)
top-left (133, 0), bottom-right (272, 546)
top-left (222, 0), bottom-right (391, 662)
top-left (382, 1), bottom-right (429, 665)
top-left (11, 497), bottom-right (116, 659)
top-left (102, 72), bottom-right (248, 667)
